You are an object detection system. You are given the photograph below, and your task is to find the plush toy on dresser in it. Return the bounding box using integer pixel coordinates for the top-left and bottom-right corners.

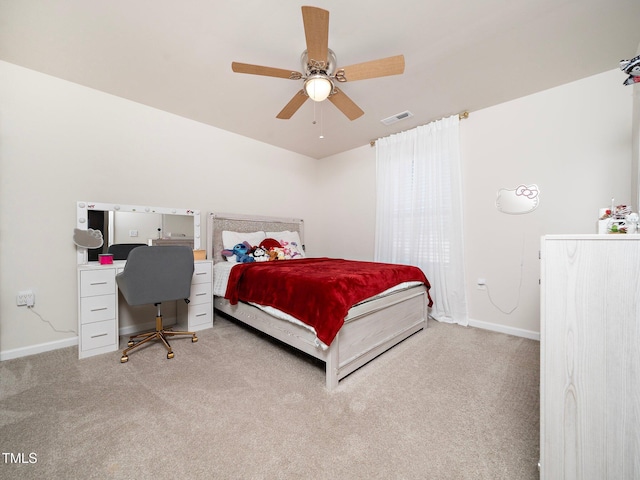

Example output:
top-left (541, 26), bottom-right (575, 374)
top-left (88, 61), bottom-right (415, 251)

top-left (597, 204), bottom-right (639, 234)
top-left (620, 54), bottom-right (640, 85)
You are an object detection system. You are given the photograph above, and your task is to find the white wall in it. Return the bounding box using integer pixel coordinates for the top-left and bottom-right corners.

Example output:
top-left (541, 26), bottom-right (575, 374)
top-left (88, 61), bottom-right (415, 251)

top-left (313, 145), bottom-right (377, 261)
top-left (0, 61), bottom-right (320, 357)
top-left (463, 69), bottom-right (632, 337)
top-left (1, 62), bottom-right (633, 358)
top-left (317, 69), bottom-right (633, 338)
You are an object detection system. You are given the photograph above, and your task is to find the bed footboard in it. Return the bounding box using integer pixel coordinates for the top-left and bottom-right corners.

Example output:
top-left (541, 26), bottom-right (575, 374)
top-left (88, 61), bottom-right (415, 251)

top-left (215, 284), bottom-right (428, 390)
top-left (326, 285), bottom-right (428, 389)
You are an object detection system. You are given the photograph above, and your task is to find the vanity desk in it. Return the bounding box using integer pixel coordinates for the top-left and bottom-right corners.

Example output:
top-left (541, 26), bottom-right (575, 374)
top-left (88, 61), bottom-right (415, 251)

top-left (77, 259), bottom-right (213, 359)
top-left (76, 201), bottom-right (212, 359)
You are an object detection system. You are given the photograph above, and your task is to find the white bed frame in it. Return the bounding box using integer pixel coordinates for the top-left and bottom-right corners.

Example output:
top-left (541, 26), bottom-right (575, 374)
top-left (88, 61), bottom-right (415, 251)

top-left (207, 213), bottom-right (430, 390)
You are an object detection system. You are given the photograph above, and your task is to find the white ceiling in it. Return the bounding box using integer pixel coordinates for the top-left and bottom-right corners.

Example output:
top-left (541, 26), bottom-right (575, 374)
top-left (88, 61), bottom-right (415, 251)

top-left (1, 0), bottom-right (639, 159)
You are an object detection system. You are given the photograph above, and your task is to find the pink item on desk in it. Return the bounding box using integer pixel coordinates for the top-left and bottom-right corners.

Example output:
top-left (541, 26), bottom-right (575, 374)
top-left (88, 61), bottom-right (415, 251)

top-left (98, 254), bottom-right (114, 265)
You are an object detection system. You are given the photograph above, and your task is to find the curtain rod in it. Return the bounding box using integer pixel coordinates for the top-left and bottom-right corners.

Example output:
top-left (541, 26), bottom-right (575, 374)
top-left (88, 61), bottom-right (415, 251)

top-left (369, 111), bottom-right (469, 147)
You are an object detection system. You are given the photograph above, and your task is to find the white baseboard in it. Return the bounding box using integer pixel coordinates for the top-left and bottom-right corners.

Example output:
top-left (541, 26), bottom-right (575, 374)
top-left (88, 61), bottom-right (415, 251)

top-left (468, 318), bottom-right (540, 341)
top-left (0, 336), bottom-right (78, 361)
top-left (0, 317), bottom-right (179, 361)
top-left (119, 321), bottom-right (156, 337)
top-left (2, 317), bottom-right (537, 360)
top-left (118, 316), bottom-right (177, 336)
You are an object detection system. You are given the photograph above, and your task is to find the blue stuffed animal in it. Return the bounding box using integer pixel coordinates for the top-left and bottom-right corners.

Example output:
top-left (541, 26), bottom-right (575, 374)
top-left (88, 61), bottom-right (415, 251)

top-left (221, 241), bottom-right (255, 263)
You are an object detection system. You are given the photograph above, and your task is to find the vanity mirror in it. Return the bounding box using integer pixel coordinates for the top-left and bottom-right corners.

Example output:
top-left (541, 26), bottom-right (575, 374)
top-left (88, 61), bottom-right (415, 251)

top-left (76, 201), bottom-right (201, 264)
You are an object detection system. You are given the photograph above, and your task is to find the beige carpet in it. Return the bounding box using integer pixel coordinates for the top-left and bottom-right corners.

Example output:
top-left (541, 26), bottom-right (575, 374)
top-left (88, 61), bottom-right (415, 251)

top-left (0, 316), bottom-right (539, 479)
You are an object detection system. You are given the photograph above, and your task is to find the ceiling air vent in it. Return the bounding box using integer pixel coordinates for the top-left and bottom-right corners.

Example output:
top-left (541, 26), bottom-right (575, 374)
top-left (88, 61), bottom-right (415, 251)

top-left (381, 110), bottom-right (413, 126)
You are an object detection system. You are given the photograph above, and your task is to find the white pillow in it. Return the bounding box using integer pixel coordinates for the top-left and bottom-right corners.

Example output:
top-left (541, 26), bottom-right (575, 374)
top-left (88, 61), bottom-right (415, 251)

top-left (222, 230), bottom-right (266, 262)
top-left (265, 230), bottom-right (305, 259)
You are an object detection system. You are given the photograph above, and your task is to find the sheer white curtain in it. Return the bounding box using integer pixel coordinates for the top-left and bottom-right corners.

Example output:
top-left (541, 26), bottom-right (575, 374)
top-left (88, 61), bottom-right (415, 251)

top-left (375, 115), bottom-right (468, 325)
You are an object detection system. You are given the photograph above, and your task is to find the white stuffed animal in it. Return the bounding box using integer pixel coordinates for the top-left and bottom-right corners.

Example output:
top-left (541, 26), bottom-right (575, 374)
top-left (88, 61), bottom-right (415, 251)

top-left (620, 54), bottom-right (640, 85)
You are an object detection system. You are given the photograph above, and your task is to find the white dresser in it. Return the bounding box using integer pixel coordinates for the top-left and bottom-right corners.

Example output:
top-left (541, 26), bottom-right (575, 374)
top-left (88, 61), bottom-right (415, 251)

top-left (77, 259), bottom-right (213, 359)
top-left (540, 235), bottom-right (640, 479)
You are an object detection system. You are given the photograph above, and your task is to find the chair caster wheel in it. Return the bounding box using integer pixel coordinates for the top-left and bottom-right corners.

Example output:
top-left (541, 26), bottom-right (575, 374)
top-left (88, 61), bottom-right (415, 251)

top-left (120, 355), bottom-right (129, 363)
top-left (127, 341), bottom-right (134, 347)
top-left (192, 336), bottom-right (198, 343)
top-left (167, 352), bottom-right (174, 359)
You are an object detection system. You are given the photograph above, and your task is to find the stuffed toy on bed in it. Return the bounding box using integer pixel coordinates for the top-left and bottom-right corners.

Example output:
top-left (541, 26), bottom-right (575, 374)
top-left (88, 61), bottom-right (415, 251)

top-left (222, 242), bottom-right (255, 263)
top-left (259, 238), bottom-right (282, 251)
top-left (251, 246), bottom-right (269, 262)
top-left (257, 238), bottom-right (289, 261)
top-left (620, 54), bottom-right (640, 85)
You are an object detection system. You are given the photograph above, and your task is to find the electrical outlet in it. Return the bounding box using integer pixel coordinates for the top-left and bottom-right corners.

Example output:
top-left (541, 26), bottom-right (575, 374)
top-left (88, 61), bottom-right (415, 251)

top-left (17, 290), bottom-right (35, 307)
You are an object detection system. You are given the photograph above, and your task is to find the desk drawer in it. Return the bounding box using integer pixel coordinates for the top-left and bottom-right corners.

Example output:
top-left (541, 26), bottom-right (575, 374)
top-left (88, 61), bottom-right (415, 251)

top-left (80, 269), bottom-right (116, 297)
top-left (188, 302), bottom-right (213, 328)
top-left (193, 262), bottom-right (212, 284)
top-left (80, 294), bottom-right (116, 324)
top-left (189, 282), bottom-right (212, 305)
top-left (81, 319), bottom-right (117, 351)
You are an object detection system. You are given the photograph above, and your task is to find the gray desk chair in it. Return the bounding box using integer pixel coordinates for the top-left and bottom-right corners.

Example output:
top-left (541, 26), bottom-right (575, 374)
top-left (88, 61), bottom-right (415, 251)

top-left (116, 245), bottom-right (198, 363)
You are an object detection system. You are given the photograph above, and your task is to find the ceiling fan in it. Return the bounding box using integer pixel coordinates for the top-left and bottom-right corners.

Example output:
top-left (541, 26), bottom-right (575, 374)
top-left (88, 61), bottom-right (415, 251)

top-left (231, 6), bottom-right (405, 121)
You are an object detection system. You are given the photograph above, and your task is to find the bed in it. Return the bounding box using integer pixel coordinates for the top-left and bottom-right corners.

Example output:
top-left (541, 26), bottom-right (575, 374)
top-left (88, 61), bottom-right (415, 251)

top-left (207, 212), bottom-right (432, 390)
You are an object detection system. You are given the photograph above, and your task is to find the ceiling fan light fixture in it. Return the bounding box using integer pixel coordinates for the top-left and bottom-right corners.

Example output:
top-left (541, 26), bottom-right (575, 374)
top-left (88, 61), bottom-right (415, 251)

top-left (232, 8), bottom-right (404, 121)
top-left (304, 75), bottom-right (333, 102)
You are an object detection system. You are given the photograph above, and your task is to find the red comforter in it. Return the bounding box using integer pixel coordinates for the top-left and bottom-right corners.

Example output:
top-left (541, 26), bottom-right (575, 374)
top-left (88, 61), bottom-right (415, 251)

top-left (224, 258), bottom-right (432, 346)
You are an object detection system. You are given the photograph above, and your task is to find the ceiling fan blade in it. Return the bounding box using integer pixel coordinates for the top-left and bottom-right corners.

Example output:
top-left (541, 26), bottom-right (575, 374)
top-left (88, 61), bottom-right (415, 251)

top-left (336, 55), bottom-right (405, 82)
top-left (302, 6), bottom-right (329, 65)
top-left (328, 88), bottom-right (364, 121)
top-left (276, 90), bottom-right (309, 119)
top-left (232, 62), bottom-right (302, 80)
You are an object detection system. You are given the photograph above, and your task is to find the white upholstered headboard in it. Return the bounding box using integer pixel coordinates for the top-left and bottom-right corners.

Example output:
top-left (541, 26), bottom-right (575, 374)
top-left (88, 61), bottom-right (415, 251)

top-left (207, 213), bottom-right (305, 263)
